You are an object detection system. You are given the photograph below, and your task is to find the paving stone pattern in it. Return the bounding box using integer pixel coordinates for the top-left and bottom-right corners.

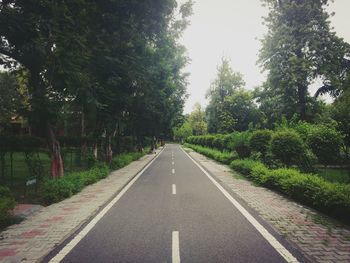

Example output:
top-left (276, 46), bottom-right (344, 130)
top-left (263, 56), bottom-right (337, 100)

top-left (187, 149), bottom-right (350, 263)
top-left (0, 150), bottom-right (161, 263)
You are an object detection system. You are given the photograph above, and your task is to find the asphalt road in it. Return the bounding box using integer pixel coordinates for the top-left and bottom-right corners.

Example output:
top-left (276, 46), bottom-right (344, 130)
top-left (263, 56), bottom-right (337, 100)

top-left (48, 144), bottom-right (299, 263)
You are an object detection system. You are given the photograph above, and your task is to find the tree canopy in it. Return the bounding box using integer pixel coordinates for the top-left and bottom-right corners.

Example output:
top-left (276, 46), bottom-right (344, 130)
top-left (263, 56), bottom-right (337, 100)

top-left (259, 0), bottom-right (350, 121)
top-left (0, 0), bottom-right (193, 177)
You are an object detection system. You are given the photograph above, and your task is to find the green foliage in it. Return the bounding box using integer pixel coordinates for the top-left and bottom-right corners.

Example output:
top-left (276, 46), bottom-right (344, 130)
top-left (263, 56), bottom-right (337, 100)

top-left (270, 130), bottom-right (304, 167)
top-left (0, 72), bottom-right (24, 123)
top-left (249, 130), bottom-right (272, 157)
top-left (0, 186), bottom-right (16, 227)
top-left (229, 159), bottom-right (350, 223)
top-left (173, 121), bottom-right (193, 143)
top-left (221, 89), bottom-right (261, 132)
top-left (206, 57), bottom-right (245, 133)
top-left (186, 132), bottom-right (251, 158)
top-left (0, 0), bottom-right (192, 174)
top-left (184, 143), bottom-right (237, 165)
top-left (230, 159), bottom-right (261, 176)
top-left (307, 125), bottom-right (343, 166)
top-left (43, 163), bottom-right (110, 204)
top-left (228, 132), bottom-right (251, 159)
top-left (110, 151), bottom-right (147, 170)
top-left (331, 91), bottom-right (350, 166)
top-left (259, 0), bottom-right (350, 120)
top-left (188, 103), bottom-right (207, 135)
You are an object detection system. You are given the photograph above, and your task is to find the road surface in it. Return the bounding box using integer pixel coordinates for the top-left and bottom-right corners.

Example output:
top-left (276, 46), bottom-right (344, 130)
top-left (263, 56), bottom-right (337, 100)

top-left (47, 144), bottom-right (301, 263)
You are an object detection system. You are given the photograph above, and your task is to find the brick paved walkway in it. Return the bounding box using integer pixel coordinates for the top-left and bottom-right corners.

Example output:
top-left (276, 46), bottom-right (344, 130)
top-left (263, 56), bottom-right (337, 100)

top-left (0, 149), bottom-right (162, 263)
top-left (186, 148), bottom-right (350, 263)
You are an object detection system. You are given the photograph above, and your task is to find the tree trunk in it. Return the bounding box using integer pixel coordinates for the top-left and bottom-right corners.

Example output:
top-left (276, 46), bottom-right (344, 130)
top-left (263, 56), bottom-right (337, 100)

top-left (81, 111), bottom-right (85, 137)
top-left (93, 143), bottom-right (98, 159)
top-left (297, 84), bottom-right (307, 121)
top-left (47, 123), bottom-right (64, 178)
top-left (105, 135), bottom-right (113, 164)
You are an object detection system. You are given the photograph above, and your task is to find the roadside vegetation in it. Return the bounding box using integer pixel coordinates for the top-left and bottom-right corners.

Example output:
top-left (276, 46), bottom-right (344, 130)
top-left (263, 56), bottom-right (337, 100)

top-left (0, 1), bottom-right (192, 229)
top-left (184, 124), bottom-right (350, 223)
top-left (176, 0), bottom-right (350, 224)
top-left (1, 0), bottom-right (350, 230)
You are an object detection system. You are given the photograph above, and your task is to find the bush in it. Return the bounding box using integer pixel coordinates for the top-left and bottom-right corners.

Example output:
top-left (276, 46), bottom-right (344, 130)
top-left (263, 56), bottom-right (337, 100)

top-left (230, 159), bottom-right (350, 223)
top-left (110, 150), bottom-right (146, 170)
top-left (228, 132), bottom-right (251, 159)
top-left (184, 143), bottom-right (237, 165)
top-left (0, 186), bottom-right (16, 226)
top-left (43, 163), bottom-right (110, 204)
top-left (270, 130), bottom-right (304, 167)
top-left (230, 159), bottom-right (261, 175)
top-left (213, 134), bottom-right (226, 151)
top-left (292, 121), bottom-right (315, 142)
top-left (307, 125), bottom-right (343, 166)
top-left (249, 130), bottom-right (272, 157)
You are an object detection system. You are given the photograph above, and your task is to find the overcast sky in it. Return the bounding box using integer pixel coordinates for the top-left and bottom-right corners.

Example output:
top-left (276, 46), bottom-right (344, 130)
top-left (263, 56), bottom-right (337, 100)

top-left (179, 0), bottom-right (350, 113)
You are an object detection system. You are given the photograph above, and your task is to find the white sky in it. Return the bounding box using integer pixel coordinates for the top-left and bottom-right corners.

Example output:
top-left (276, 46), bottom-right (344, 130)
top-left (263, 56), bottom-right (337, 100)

top-left (180, 0), bottom-right (350, 113)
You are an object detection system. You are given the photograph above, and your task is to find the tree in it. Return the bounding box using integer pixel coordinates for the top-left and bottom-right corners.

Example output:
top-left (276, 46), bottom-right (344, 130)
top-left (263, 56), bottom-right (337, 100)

top-left (0, 0), bottom-right (192, 175)
top-left (0, 72), bottom-right (20, 124)
top-left (221, 89), bottom-right (261, 132)
top-left (331, 90), bottom-right (350, 168)
top-left (206, 58), bottom-right (245, 133)
top-left (188, 103), bottom-right (207, 135)
top-left (0, 0), bottom-right (93, 177)
top-left (173, 121), bottom-right (192, 143)
top-left (259, 0), bottom-right (350, 121)
top-left (307, 125), bottom-right (343, 167)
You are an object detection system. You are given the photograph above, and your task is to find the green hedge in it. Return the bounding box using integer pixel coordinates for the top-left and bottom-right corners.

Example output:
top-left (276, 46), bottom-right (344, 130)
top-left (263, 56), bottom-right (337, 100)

top-left (270, 130), bottom-right (305, 167)
top-left (110, 150), bottom-right (147, 170)
top-left (0, 186), bottom-right (16, 227)
top-left (249, 130), bottom-right (272, 157)
top-left (230, 159), bottom-right (350, 223)
top-left (184, 143), bottom-right (237, 165)
top-left (43, 149), bottom-right (149, 204)
top-left (185, 132), bottom-right (251, 158)
top-left (43, 163), bottom-right (110, 204)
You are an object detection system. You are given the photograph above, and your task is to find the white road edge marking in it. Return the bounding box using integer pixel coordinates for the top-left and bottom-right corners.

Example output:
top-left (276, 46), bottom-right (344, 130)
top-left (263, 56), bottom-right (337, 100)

top-left (172, 168), bottom-right (175, 174)
top-left (172, 184), bottom-right (177, 195)
top-left (172, 231), bottom-right (180, 263)
top-left (180, 147), bottom-right (299, 263)
top-left (48, 146), bottom-right (166, 263)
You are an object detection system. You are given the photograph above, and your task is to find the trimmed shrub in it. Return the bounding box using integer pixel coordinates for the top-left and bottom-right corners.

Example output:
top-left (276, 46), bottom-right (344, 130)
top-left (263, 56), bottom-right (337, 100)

top-left (270, 130), bottom-right (304, 167)
top-left (43, 163), bottom-right (110, 204)
top-left (229, 159), bottom-right (350, 223)
top-left (307, 125), bottom-right (343, 166)
top-left (230, 159), bottom-right (261, 176)
top-left (0, 186), bottom-right (16, 226)
top-left (228, 132), bottom-right (251, 159)
top-left (213, 134), bottom-right (226, 151)
top-left (184, 143), bottom-right (237, 165)
top-left (292, 121), bottom-right (315, 142)
top-left (110, 150), bottom-right (146, 170)
top-left (249, 130), bottom-right (272, 157)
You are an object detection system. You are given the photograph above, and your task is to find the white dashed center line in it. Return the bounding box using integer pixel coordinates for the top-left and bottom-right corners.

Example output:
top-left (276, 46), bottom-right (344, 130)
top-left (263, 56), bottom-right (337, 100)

top-left (172, 168), bottom-right (175, 174)
top-left (172, 184), bottom-right (176, 195)
top-left (172, 231), bottom-right (180, 263)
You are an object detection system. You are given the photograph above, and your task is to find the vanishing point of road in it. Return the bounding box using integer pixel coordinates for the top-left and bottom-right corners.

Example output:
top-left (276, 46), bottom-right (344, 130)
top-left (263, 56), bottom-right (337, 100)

top-left (46, 144), bottom-right (304, 263)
